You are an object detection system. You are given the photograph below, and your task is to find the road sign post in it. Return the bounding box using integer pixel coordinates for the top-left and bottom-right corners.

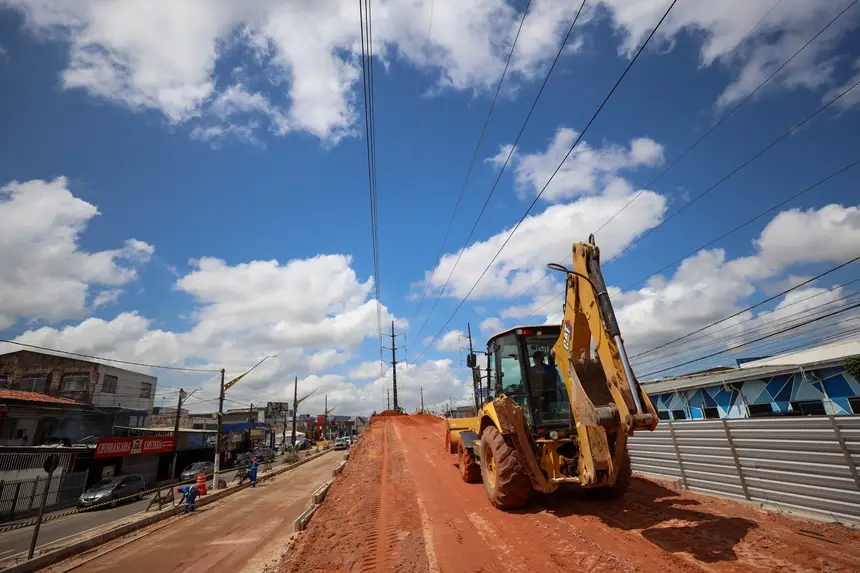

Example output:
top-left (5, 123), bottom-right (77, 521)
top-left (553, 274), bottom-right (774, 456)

top-left (28, 454), bottom-right (60, 560)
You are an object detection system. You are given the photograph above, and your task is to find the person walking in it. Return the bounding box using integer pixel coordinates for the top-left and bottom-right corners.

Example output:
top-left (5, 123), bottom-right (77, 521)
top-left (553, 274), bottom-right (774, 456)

top-left (177, 484), bottom-right (200, 513)
top-left (239, 456), bottom-right (260, 488)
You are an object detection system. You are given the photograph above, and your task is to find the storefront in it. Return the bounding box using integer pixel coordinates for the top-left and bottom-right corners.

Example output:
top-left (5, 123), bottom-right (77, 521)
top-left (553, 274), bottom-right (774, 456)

top-left (92, 436), bottom-right (174, 487)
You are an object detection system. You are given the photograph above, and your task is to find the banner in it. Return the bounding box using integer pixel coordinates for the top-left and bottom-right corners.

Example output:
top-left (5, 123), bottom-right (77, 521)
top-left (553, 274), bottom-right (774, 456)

top-left (94, 436), bottom-right (175, 458)
top-left (266, 401), bottom-right (290, 419)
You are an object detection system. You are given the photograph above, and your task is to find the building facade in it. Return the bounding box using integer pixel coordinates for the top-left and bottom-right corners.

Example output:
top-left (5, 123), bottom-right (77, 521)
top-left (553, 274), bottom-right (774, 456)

top-left (0, 350), bottom-right (157, 444)
top-left (642, 341), bottom-right (860, 421)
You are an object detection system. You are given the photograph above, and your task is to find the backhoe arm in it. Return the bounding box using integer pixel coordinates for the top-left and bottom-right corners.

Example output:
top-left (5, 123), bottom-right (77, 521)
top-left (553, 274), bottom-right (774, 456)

top-left (551, 236), bottom-right (658, 487)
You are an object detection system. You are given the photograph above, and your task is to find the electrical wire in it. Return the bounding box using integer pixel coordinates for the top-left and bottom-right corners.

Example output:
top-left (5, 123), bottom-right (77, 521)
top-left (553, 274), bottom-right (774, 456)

top-left (358, 0), bottom-right (385, 381)
top-left (501, 0), bottom-right (860, 313)
top-left (634, 289), bottom-right (860, 371)
top-left (639, 300), bottom-right (860, 378)
top-left (632, 278), bottom-right (860, 367)
top-left (411, 0), bottom-right (678, 363)
top-left (0, 338), bottom-right (221, 372)
top-left (629, 254), bottom-right (860, 360)
top-left (411, 0), bottom-right (534, 326)
top-left (593, 0), bottom-right (856, 238)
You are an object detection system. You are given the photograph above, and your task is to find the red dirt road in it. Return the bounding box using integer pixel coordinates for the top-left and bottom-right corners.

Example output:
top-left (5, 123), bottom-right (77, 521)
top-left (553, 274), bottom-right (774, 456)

top-left (282, 415), bottom-right (860, 573)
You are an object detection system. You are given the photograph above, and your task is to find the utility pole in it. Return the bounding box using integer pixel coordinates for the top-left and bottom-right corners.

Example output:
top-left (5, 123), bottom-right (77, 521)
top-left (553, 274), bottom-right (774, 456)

top-left (247, 402), bottom-right (254, 451)
top-left (420, 386), bottom-right (424, 414)
top-left (382, 321), bottom-right (403, 411)
top-left (323, 395), bottom-right (328, 443)
top-left (386, 388), bottom-right (390, 410)
top-left (170, 388), bottom-right (186, 479)
top-left (213, 368), bottom-right (225, 489)
top-left (290, 376), bottom-right (298, 452)
top-left (468, 323), bottom-right (479, 412)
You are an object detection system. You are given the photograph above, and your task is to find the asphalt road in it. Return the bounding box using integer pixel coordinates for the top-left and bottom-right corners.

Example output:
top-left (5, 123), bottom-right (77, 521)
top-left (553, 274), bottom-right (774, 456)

top-left (45, 451), bottom-right (338, 573)
top-left (0, 467), bottom-right (243, 560)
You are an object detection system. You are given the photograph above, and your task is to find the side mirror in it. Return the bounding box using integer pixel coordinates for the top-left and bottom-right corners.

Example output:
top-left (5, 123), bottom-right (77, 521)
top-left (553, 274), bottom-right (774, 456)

top-left (466, 353), bottom-right (477, 368)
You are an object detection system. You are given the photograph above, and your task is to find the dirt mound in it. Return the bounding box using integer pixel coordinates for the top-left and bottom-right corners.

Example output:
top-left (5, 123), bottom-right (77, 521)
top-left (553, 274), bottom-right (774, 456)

top-left (373, 409), bottom-right (406, 418)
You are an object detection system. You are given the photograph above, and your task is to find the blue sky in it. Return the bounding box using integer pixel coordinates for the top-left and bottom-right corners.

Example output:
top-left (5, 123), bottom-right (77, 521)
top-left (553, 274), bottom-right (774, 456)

top-left (1, 0), bottom-right (859, 414)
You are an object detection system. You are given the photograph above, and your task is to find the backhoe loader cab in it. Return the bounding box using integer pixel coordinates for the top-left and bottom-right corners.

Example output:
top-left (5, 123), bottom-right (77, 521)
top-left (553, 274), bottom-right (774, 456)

top-left (445, 236), bottom-right (659, 509)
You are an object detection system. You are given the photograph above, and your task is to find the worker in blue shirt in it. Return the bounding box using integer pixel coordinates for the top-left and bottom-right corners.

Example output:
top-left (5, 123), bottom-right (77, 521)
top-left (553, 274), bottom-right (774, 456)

top-left (239, 456), bottom-right (260, 488)
top-left (177, 484), bottom-right (200, 513)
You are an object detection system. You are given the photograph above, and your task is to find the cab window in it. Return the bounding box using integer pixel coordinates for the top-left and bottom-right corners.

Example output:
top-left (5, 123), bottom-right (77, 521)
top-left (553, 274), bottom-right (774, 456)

top-left (524, 333), bottom-right (571, 423)
top-left (494, 334), bottom-right (533, 424)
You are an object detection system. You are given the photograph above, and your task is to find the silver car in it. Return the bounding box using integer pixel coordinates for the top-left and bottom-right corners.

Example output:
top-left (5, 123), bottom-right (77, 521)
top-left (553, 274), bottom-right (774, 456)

top-left (79, 474), bottom-right (146, 508)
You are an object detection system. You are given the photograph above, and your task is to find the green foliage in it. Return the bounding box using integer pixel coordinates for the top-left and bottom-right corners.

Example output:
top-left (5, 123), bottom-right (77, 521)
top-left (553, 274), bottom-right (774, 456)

top-left (845, 355), bottom-right (860, 381)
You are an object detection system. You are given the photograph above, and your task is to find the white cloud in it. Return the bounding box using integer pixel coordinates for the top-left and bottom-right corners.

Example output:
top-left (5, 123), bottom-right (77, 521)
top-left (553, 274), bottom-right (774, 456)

top-left (348, 360), bottom-right (385, 381)
top-left (824, 57), bottom-right (860, 110)
top-left (601, 202), bottom-right (860, 362)
top-left (0, 177), bottom-right (152, 329)
top-left (92, 289), bottom-right (123, 309)
top-left (421, 178), bottom-right (665, 300)
top-left (480, 317), bottom-right (504, 334)
top-left (2, 0), bottom-right (592, 144)
top-left (598, 0), bottom-right (860, 109)
top-left (494, 127), bottom-right (664, 202)
top-left (435, 330), bottom-right (464, 352)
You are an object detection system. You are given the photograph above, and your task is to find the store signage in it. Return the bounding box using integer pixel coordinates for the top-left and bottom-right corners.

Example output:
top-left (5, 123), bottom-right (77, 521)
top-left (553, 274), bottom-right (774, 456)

top-left (94, 436), bottom-right (175, 458)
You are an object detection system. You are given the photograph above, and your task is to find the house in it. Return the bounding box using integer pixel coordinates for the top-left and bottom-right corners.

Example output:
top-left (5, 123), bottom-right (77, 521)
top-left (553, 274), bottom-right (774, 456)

top-left (0, 389), bottom-right (98, 446)
top-left (0, 350), bottom-right (157, 444)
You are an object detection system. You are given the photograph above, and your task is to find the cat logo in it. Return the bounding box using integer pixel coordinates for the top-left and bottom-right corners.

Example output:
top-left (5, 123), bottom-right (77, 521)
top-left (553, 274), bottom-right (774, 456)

top-left (562, 320), bottom-right (572, 351)
top-left (130, 438), bottom-right (143, 455)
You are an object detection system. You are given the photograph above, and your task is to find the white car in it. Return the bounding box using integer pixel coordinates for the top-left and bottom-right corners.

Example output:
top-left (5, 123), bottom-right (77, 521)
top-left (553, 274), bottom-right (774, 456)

top-left (333, 437), bottom-right (350, 450)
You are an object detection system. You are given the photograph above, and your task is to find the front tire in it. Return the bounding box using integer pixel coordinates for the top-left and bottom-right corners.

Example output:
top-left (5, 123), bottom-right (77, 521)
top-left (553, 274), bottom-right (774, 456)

top-left (479, 426), bottom-right (531, 509)
top-left (458, 441), bottom-right (481, 483)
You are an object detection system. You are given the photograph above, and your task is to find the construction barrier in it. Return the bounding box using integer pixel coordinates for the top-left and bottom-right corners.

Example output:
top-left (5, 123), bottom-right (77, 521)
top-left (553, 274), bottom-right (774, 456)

top-left (196, 473), bottom-right (207, 496)
top-left (629, 414), bottom-right (860, 524)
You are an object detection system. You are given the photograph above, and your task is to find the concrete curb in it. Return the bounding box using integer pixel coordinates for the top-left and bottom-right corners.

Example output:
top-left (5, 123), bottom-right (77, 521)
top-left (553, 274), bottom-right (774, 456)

top-left (311, 481), bottom-right (332, 505)
top-left (293, 506), bottom-right (317, 532)
top-left (331, 461), bottom-right (347, 477)
top-left (0, 451), bottom-right (331, 573)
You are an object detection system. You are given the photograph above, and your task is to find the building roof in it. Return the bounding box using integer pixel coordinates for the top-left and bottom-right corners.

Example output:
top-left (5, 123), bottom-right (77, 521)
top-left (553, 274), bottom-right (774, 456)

top-left (0, 349), bottom-right (157, 381)
top-left (640, 355), bottom-right (851, 394)
top-left (0, 389), bottom-right (81, 405)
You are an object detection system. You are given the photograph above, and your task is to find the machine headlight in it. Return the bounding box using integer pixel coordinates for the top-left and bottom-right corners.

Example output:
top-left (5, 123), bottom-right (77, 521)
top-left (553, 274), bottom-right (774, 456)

top-left (549, 431), bottom-right (559, 440)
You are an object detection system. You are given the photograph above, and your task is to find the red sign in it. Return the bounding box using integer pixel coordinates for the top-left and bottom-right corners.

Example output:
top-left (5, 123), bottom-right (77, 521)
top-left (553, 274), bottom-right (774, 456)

top-left (94, 436), bottom-right (175, 458)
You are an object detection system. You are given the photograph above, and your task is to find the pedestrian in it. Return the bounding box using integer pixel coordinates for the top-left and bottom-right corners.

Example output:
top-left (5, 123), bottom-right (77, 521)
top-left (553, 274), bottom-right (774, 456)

top-left (177, 484), bottom-right (200, 513)
top-left (239, 456), bottom-right (260, 488)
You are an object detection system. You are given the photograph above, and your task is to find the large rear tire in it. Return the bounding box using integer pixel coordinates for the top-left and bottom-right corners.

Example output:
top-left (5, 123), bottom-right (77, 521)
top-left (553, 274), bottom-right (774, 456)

top-left (479, 426), bottom-right (531, 509)
top-left (458, 440), bottom-right (481, 483)
top-left (586, 449), bottom-right (632, 500)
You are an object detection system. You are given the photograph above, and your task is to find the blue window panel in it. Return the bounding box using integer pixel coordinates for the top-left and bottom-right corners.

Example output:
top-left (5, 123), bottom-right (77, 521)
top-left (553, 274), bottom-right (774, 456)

top-left (702, 388), bottom-right (719, 408)
top-left (773, 378), bottom-right (793, 403)
top-left (690, 407), bottom-right (703, 420)
top-left (792, 378), bottom-right (824, 401)
top-left (766, 375), bottom-right (791, 401)
top-left (740, 380), bottom-right (767, 404)
top-left (669, 394), bottom-right (686, 410)
top-left (811, 381), bottom-right (823, 393)
top-left (773, 400), bottom-right (791, 412)
top-left (823, 375), bottom-right (854, 398)
top-left (687, 389), bottom-right (705, 408)
top-left (831, 397), bottom-right (851, 415)
top-left (713, 387), bottom-right (733, 409)
top-left (817, 366), bottom-right (845, 380)
top-left (824, 400), bottom-right (839, 416)
top-left (654, 394), bottom-right (670, 410)
top-left (726, 403), bottom-right (746, 418)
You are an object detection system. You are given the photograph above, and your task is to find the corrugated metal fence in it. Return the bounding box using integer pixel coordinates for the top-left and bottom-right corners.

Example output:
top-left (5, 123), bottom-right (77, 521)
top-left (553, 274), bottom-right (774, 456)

top-left (628, 415), bottom-right (860, 524)
top-left (0, 471), bottom-right (89, 522)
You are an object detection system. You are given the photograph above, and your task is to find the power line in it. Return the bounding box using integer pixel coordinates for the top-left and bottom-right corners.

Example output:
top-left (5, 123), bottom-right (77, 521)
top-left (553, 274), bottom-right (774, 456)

top-left (632, 278), bottom-right (860, 367)
top-left (634, 289), bottom-right (860, 371)
top-left (519, 77), bottom-right (860, 320)
top-left (410, 0), bottom-right (581, 345)
top-left (412, 0), bottom-right (678, 362)
top-left (412, 0), bottom-right (534, 324)
top-left (358, 0), bottom-right (385, 378)
top-left (502, 0), bottom-right (860, 313)
top-left (0, 339), bottom-right (221, 372)
top-left (639, 300), bottom-right (860, 378)
top-left (594, 0), bottom-right (857, 238)
top-left (630, 254), bottom-right (860, 360)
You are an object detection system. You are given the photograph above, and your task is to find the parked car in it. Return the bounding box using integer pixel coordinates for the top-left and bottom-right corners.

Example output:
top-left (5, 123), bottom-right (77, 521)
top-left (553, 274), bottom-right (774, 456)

top-left (79, 474), bottom-right (146, 508)
top-left (180, 461), bottom-right (214, 482)
top-left (333, 437), bottom-right (350, 450)
top-left (235, 451), bottom-right (254, 466)
top-left (253, 447), bottom-right (275, 461)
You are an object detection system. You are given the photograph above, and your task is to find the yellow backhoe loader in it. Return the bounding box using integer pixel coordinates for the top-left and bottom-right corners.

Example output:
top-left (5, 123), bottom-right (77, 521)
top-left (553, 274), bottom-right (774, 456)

top-left (445, 235), bottom-right (658, 508)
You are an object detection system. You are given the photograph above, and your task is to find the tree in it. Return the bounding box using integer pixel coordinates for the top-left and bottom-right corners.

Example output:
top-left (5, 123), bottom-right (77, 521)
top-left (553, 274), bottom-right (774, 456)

top-left (845, 355), bottom-right (860, 382)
